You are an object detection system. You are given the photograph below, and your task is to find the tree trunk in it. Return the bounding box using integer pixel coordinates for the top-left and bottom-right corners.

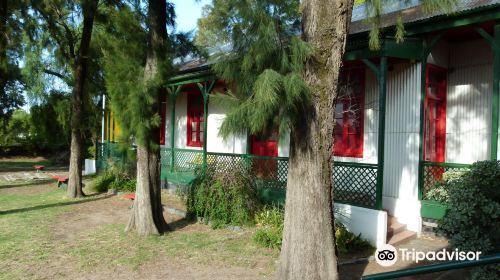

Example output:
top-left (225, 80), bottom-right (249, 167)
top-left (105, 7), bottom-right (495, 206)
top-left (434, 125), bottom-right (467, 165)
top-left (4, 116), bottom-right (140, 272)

top-left (125, 0), bottom-right (168, 235)
top-left (67, 0), bottom-right (99, 198)
top-left (278, 1), bottom-right (353, 279)
top-left (0, 0), bottom-right (7, 107)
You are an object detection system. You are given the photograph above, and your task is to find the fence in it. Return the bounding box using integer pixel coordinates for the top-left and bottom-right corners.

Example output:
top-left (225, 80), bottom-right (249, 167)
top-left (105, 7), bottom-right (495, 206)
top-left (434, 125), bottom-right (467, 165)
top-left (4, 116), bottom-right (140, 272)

top-left (160, 148), bottom-right (380, 208)
top-left (98, 145), bottom-right (380, 208)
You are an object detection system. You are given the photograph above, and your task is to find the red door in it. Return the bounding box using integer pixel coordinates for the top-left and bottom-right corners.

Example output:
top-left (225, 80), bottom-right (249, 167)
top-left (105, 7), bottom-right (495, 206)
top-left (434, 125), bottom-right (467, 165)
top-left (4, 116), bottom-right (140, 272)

top-left (424, 65), bottom-right (447, 163)
top-left (251, 132), bottom-right (278, 178)
top-left (424, 65), bottom-right (447, 184)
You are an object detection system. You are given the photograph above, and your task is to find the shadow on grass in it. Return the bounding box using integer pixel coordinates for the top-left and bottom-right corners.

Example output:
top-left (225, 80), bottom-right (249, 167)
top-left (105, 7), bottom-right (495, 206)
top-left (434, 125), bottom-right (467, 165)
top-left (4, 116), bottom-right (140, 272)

top-left (0, 179), bottom-right (55, 189)
top-left (167, 216), bottom-right (196, 232)
top-left (0, 193), bottom-right (114, 216)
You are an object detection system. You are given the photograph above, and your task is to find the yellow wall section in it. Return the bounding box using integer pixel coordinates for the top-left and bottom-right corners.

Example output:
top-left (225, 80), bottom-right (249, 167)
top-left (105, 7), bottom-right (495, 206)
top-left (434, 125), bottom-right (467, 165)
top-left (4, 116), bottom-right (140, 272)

top-left (104, 110), bottom-right (122, 141)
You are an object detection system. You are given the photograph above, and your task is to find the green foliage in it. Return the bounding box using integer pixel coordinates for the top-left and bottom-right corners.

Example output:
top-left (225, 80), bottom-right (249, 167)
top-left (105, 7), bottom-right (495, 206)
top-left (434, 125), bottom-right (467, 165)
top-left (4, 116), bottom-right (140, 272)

top-left (29, 92), bottom-right (71, 148)
top-left (438, 161), bottom-right (500, 279)
top-left (334, 222), bottom-right (373, 254)
top-left (0, 109), bottom-right (32, 147)
top-left (253, 205), bottom-right (284, 249)
top-left (253, 205), bottom-right (372, 253)
top-left (363, 0), bottom-right (458, 50)
top-left (197, 0), bottom-right (312, 139)
top-left (89, 164), bottom-right (136, 193)
top-left (424, 170), bottom-right (468, 203)
top-left (187, 167), bottom-right (260, 228)
top-left (100, 3), bottom-right (198, 150)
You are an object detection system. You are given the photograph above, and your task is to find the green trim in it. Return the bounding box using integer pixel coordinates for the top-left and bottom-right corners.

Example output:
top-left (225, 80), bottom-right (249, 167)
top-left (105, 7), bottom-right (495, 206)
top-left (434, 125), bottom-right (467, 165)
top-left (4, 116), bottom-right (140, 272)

top-left (345, 48), bottom-right (380, 61)
top-left (421, 199), bottom-right (448, 220)
top-left (346, 38), bottom-right (424, 61)
top-left (334, 161), bottom-right (378, 169)
top-left (168, 86), bottom-right (180, 172)
top-left (421, 161), bottom-right (470, 168)
top-left (405, 5), bottom-right (500, 36)
top-left (376, 57), bottom-right (387, 210)
top-left (492, 25), bottom-right (500, 160)
top-left (167, 71), bottom-right (215, 87)
top-left (383, 38), bottom-right (424, 60)
top-left (197, 80), bottom-right (216, 170)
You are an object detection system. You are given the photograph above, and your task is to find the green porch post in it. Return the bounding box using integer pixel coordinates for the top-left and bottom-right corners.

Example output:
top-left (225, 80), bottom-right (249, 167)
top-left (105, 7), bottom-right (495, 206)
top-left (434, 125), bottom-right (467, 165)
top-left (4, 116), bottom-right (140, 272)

top-left (474, 25), bottom-right (500, 160)
top-left (376, 57), bottom-right (388, 210)
top-left (493, 25), bottom-right (500, 160)
top-left (197, 81), bottom-right (215, 170)
top-left (168, 86), bottom-right (180, 173)
top-left (362, 56), bottom-right (387, 210)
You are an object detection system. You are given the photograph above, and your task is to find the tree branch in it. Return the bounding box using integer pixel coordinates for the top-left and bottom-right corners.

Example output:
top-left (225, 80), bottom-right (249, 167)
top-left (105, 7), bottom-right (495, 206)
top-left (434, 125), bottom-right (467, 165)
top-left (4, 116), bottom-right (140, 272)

top-left (44, 69), bottom-right (71, 84)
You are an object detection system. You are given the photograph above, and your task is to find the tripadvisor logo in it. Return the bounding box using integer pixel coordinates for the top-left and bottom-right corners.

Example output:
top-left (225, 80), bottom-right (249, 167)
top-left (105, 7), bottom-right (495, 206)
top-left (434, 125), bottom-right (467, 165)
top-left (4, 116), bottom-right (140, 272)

top-left (375, 244), bottom-right (398, 267)
top-left (375, 244), bottom-right (482, 267)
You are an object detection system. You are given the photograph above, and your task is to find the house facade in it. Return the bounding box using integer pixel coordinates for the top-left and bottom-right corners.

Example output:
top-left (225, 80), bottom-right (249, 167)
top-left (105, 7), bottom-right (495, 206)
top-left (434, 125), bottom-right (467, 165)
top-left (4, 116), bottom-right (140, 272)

top-left (97, 0), bottom-right (500, 247)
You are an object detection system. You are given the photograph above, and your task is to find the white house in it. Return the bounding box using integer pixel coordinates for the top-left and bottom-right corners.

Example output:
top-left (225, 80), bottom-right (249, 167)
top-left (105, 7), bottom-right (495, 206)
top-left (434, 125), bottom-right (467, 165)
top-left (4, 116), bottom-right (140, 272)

top-left (98, 0), bottom-right (500, 247)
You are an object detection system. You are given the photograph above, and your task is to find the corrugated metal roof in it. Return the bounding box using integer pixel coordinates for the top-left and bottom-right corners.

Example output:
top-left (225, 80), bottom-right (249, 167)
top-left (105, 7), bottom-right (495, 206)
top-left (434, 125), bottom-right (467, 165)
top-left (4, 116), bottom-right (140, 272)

top-left (178, 0), bottom-right (500, 72)
top-left (350, 0), bottom-right (500, 34)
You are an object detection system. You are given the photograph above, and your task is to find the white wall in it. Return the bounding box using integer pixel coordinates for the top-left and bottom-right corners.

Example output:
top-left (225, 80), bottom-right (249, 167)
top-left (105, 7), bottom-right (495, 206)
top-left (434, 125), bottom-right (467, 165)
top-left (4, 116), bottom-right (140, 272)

top-left (381, 62), bottom-right (422, 232)
top-left (335, 202), bottom-right (387, 247)
top-left (446, 39), bottom-right (492, 163)
top-left (206, 101), bottom-right (247, 154)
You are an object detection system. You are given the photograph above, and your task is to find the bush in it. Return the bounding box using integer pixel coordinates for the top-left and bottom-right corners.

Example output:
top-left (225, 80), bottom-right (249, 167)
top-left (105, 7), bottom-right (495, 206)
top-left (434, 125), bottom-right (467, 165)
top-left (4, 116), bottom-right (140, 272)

top-left (438, 161), bottom-right (500, 279)
top-left (253, 205), bottom-right (373, 254)
top-left (88, 164), bottom-right (136, 193)
top-left (253, 205), bottom-right (284, 249)
top-left (187, 167), bottom-right (260, 228)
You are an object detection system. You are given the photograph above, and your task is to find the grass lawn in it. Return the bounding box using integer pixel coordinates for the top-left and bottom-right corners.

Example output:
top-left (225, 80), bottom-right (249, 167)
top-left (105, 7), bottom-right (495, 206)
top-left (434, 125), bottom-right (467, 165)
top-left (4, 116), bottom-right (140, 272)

top-left (0, 157), bottom-right (55, 170)
top-left (0, 181), bottom-right (279, 280)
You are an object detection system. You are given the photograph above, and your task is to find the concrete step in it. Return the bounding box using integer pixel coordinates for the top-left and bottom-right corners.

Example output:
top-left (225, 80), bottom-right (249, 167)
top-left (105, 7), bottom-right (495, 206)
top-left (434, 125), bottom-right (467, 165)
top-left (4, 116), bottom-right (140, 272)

top-left (387, 222), bottom-right (406, 238)
top-left (387, 230), bottom-right (417, 246)
top-left (387, 215), bottom-right (398, 225)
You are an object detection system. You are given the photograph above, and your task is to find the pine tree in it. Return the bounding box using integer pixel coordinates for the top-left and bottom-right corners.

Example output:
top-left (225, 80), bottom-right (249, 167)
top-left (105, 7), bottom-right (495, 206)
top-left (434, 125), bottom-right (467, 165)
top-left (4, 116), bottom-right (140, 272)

top-left (27, 0), bottom-right (100, 198)
top-left (198, 0), bottom-right (458, 279)
top-left (100, 1), bottom-right (174, 235)
top-left (0, 0), bottom-right (27, 123)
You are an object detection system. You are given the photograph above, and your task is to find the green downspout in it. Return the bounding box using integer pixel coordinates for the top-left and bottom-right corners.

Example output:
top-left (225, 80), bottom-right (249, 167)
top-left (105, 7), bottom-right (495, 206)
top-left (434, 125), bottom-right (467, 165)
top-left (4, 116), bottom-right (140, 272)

top-left (417, 34), bottom-right (443, 200)
top-left (169, 86), bottom-right (179, 173)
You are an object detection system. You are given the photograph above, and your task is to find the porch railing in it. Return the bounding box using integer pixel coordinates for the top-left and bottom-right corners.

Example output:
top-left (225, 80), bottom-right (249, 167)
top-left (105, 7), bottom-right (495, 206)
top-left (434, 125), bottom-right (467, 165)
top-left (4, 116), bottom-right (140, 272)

top-left (333, 162), bottom-right (379, 209)
top-left (96, 142), bottom-right (127, 169)
top-left (160, 148), bottom-right (380, 209)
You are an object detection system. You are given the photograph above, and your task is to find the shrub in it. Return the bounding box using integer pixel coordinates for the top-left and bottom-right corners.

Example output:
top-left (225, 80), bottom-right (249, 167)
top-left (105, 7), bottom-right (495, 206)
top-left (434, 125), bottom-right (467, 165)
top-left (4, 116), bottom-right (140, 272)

top-left (253, 205), bottom-right (373, 254)
top-left (425, 170), bottom-right (468, 203)
top-left (187, 167), bottom-right (260, 228)
top-left (253, 205), bottom-right (284, 249)
top-left (438, 161), bottom-right (500, 279)
top-left (88, 164), bottom-right (136, 193)
top-left (335, 223), bottom-right (373, 254)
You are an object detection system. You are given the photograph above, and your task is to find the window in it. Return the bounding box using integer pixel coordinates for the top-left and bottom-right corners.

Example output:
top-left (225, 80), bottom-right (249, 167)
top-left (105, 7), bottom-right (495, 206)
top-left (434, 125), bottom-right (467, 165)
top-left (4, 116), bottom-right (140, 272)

top-left (334, 68), bottom-right (365, 157)
top-left (187, 93), bottom-right (204, 147)
top-left (424, 65), bottom-right (447, 162)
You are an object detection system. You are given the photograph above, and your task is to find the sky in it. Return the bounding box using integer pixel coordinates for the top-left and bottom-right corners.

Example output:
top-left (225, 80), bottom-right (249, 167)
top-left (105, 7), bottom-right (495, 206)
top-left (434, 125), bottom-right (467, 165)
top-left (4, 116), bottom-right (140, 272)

top-left (171, 0), bottom-right (211, 33)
